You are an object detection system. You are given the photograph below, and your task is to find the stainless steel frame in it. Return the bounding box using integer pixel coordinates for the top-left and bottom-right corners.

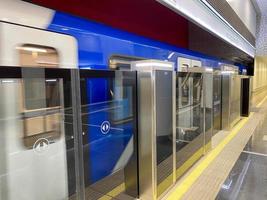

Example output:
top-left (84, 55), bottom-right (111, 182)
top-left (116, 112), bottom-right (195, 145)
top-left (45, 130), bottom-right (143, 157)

top-left (221, 66), bottom-right (241, 130)
top-left (204, 69), bottom-right (214, 152)
top-left (131, 60), bottom-right (176, 200)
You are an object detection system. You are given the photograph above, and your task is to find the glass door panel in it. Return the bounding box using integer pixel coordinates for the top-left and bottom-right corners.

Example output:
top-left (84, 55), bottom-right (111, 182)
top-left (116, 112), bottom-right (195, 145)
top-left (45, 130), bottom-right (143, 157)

top-left (155, 70), bottom-right (174, 197)
top-left (0, 67), bottom-right (78, 200)
top-left (176, 72), bottom-right (205, 180)
top-left (213, 72), bottom-right (222, 134)
top-left (204, 72), bottom-right (213, 152)
top-left (79, 70), bottom-right (138, 200)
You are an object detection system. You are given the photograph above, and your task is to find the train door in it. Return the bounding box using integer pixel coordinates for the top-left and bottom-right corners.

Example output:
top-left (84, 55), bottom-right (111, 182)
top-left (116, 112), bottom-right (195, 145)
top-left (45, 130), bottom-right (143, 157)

top-left (0, 22), bottom-right (79, 200)
top-left (0, 67), bottom-right (80, 200)
top-left (79, 69), bottom-right (138, 200)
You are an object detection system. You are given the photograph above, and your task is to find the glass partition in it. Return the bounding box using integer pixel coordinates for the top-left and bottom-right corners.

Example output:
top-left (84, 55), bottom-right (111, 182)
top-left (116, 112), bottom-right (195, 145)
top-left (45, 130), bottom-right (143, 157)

top-left (213, 72), bottom-right (222, 134)
top-left (0, 67), bottom-right (77, 200)
top-left (204, 72), bottom-right (213, 152)
top-left (79, 70), bottom-right (138, 200)
top-left (176, 72), bottom-right (205, 180)
top-left (155, 70), bottom-right (174, 197)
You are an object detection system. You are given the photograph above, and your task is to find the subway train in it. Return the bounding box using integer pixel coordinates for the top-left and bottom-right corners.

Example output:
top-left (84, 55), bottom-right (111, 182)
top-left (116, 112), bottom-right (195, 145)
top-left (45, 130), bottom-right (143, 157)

top-left (0, 1), bottom-right (251, 200)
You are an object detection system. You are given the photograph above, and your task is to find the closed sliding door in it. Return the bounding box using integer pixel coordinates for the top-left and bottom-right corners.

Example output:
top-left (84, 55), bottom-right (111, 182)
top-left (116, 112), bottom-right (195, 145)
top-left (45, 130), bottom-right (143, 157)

top-left (79, 70), bottom-right (138, 200)
top-left (176, 72), bottom-right (205, 180)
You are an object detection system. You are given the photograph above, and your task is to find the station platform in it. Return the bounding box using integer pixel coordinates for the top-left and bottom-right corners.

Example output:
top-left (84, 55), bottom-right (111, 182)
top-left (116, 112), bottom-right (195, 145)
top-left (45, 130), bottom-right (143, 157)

top-left (163, 92), bottom-right (267, 200)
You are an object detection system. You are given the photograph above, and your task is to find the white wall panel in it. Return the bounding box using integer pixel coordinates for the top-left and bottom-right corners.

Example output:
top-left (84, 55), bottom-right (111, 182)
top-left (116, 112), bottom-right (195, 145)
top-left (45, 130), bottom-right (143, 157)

top-left (253, 57), bottom-right (267, 91)
top-left (226, 0), bottom-right (257, 37)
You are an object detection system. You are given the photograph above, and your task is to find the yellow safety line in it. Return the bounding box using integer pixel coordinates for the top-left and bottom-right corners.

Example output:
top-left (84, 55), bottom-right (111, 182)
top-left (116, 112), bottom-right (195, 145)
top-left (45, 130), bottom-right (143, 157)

top-left (154, 142), bottom-right (210, 197)
top-left (166, 115), bottom-right (251, 200)
top-left (158, 172), bottom-right (174, 197)
top-left (175, 146), bottom-right (205, 180)
top-left (98, 183), bottom-right (125, 200)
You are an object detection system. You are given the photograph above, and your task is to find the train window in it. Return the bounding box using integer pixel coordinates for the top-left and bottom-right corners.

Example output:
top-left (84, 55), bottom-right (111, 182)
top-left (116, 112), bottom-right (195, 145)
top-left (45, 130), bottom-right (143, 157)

top-left (23, 78), bottom-right (61, 110)
top-left (16, 44), bottom-right (62, 147)
top-left (17, 44), bottom-right (59, 67)
top-left (109, 55), bottom-right (144, 70)
top-left (110, 83), bottom-right (134, 125)
top-left (22, 77), bottom-right (63, 148)
top-left (108, 55), bottom-right (143, 124)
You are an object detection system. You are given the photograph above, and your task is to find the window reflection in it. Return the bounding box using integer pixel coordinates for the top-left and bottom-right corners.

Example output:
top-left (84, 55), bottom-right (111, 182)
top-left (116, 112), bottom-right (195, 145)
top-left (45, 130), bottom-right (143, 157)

top-left (22, 77), bottom-right (63, 148)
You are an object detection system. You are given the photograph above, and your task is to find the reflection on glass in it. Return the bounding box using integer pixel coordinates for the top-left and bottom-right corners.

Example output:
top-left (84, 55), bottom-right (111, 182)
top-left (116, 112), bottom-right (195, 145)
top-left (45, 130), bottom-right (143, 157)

top-left (155, 70), bottom-right (174, 197)
top-left (181, 75), bottom-right (190, 106)
top-left (79, 70), bottom-right (138, 200)
top-left (22, 73), bottom-right (62, 148)
top-left (176, 72), bottom-right (204, 180)
top-left (204, 72), bottom-right (213, 152)
top-left (0, 67), bottom-right (77, 200)
top-left (216, 151), bottom-right (267, 200)
top-left (213, 72), bottom-right (222, 134)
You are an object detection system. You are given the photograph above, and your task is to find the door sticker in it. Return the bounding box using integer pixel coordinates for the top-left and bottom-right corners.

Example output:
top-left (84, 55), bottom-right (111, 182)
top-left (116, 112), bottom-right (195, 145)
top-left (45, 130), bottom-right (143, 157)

top-left (101, 121), bottom-right (110, 134)
top-left (33, 138), bottom-right (50, 154)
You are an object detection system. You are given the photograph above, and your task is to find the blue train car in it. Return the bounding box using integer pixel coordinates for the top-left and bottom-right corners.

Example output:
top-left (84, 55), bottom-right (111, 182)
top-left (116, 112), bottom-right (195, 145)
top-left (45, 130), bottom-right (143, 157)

top-left (0, 1), bottom-right (249, 199)
top-left (45, 11), bottom-right (244, 185)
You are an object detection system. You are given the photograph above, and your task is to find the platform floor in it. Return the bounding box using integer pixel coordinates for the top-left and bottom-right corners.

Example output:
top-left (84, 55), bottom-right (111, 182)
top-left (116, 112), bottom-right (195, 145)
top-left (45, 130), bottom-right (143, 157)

top-left (216, 104), bottom-right (267, 200)
top-left (163, 94), bottom-right (267, 200)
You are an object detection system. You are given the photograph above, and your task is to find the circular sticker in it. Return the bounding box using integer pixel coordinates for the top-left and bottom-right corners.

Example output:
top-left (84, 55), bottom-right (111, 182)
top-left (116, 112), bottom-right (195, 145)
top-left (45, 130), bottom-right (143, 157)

top-left (101, 121), bottom-right (110, 134)
top-left (33, 138), bottom-right (50, 154)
